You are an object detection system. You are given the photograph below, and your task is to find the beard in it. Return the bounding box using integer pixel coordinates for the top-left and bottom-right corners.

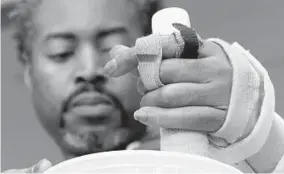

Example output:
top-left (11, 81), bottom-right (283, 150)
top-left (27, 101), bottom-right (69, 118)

top-left (58, 83), bottom-right (145, 157)
top-left (60, 127), bottom-right (137, 157)
top-left (59, 109), bottom-right (146, 157)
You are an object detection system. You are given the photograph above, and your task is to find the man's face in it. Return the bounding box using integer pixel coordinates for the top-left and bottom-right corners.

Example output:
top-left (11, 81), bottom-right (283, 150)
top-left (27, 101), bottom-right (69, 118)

top-left (27, 0), bottom-right (145, 157)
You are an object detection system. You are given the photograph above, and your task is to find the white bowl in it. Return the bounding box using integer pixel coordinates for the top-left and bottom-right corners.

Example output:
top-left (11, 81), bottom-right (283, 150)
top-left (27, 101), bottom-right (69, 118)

top-left (45, 150), bottom-right (242, 173)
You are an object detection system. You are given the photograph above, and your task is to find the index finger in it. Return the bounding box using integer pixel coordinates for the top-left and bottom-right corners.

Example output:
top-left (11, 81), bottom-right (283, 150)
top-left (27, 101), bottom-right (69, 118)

top-left (103, 34), bottom-right (182, 77)
top-left (103, 45), bottom-right (138, 77)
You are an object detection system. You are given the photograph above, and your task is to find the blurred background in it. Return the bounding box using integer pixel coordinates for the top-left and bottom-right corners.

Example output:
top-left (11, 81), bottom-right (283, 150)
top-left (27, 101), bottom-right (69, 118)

top-left (1, 0), bottom-right (284, 170)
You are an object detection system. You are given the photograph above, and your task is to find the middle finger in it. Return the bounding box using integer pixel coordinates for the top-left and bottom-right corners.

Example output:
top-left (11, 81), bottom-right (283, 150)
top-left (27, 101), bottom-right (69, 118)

top-left (141, 82), bottom-right (229, 109)
top-left (160, 56), bottom-right (220, 84)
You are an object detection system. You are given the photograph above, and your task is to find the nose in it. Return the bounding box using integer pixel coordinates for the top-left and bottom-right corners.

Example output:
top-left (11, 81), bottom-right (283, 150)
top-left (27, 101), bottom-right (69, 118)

top-left (74, 43), bottom-right (107, 86)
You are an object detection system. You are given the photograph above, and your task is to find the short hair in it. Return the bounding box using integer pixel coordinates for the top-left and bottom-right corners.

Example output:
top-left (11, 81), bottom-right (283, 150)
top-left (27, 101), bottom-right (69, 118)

top-left (9, 0), bottom-right (163, 64)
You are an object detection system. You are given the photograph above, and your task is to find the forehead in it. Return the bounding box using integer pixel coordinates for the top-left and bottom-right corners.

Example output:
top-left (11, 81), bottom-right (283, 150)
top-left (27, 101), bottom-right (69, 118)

top-left (33, 0), bottom-right (138, 36)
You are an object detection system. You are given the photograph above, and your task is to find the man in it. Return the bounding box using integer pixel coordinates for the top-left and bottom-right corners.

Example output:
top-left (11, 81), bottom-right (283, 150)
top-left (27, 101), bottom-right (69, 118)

top-left (2, 0), bottom-right (284, 173)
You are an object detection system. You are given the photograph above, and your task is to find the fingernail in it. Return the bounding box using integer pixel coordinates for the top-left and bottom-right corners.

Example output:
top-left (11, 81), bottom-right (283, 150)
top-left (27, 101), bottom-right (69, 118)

top-left (109, 47), bottom-right (119, 59)
top-left (134, 109), bottom-right (148, 124)
top-left (38, 158), bottom-right (49, 164)
top-left (109, 45), bottom-right (128, 59)
top-left (104, 59), bottom-right (117, 76)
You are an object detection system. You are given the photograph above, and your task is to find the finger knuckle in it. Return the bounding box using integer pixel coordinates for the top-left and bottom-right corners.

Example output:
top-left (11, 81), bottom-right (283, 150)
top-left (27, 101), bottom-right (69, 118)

top-left (201, 40), bottom-right (223, 56)
top-left (160, 86), bottom-right (174, 106)
top-left (217, 64), bottom-right (232, 78)
top-left (211, 83), bottom-right (231, 107)
top-left (160, 59), bottom-right (177, 83)
top-left (210, 109), bottom-right (226, 132)
top-left (211, 57), bottom-right (232, 80)
top-left (211, 41), bottom-right (226, 56)
top-left (159, 60), bottom-right (169, 82)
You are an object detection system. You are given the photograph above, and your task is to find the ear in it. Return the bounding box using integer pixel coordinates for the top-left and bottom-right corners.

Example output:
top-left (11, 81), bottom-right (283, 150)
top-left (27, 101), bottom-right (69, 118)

top-left (24, 63), bottom-right (33, 90)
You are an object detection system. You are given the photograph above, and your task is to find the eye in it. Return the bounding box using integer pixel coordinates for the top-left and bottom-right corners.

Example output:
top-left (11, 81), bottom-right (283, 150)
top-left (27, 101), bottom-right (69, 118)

top-left (48, 51), bottom-right (74, 62)
top-left (44, 38), bottom-right (76, 62)
top-left (100, 47), bottom-right (112, 53)
top-left (98, 34), bottom-right (126, 53)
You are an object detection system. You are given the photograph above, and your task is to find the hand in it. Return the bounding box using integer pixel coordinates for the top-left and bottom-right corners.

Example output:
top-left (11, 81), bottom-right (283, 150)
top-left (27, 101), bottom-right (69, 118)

top-left (104, 38), bottom-right (231, 132)
top-left (3, 159), bottom-right (52, 173)
top-left (104, 28), bottom-right (258, 140)
top-left (139, 40), bottom-right (233, 132)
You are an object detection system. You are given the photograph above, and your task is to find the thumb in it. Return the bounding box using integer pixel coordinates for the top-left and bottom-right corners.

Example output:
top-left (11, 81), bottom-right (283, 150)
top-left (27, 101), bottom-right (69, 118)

top-left (3, 159), bottom-right (52, 173)
top-left (27, 159), bottom-right (52, 173)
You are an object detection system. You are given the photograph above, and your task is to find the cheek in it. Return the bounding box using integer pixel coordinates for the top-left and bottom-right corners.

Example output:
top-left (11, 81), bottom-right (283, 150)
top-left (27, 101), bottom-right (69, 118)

top-left (108, 74), bottom-right (141, 112)
top-left (31, 80), bottom-right (62, 135)
top-left (32, 55), bottom-right (75, 102)
top-left (30, 57), bottom-right (75, 131)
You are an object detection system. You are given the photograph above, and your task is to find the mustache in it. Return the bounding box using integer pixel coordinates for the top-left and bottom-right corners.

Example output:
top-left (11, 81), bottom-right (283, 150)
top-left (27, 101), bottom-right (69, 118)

top-left (59, 84), bottom-right (129, 128)
top-left (62, 84), bottom-right (101, 114)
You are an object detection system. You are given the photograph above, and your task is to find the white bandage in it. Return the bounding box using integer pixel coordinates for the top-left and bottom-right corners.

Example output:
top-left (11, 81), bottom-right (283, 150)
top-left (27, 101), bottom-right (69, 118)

top-left (135, 34), bottom-right (164, 91)
top-left (208, 38), bottom-right (261, 144)
top-left (207, 39), bottom-right (274, 165)
top-left (137, 7), bottom-right (209, 157)
top-left (173, 32), bottom-right (185, 58)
